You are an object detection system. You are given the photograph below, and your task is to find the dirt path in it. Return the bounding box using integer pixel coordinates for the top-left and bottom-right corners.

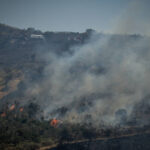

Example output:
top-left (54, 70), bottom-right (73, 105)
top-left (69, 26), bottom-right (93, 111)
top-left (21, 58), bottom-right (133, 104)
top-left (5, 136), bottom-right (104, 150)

top-left (39, 130), bottom-right (150, 150)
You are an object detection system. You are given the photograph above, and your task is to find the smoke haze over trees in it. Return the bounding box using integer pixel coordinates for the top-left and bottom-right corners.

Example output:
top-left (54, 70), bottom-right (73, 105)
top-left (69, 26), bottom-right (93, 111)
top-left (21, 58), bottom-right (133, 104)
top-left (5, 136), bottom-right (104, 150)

top-left (1, 0), bottom-right (150, 149)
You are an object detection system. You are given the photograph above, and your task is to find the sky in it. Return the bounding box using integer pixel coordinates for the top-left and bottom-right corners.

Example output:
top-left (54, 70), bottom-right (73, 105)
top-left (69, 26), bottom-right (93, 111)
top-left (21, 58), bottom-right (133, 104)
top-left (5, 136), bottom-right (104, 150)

top-left (0, 0), bottom-right (149, 34)
top-left (0, 0), bottom-right (131, 32)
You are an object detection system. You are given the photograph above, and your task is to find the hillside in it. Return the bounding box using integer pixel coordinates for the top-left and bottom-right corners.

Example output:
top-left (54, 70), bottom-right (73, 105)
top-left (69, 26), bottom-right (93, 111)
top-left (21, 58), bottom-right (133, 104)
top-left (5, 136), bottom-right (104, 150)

top-left (1, 23), bottom-right (150, 150)
top-left (0, 23), bottom-right (92, 105)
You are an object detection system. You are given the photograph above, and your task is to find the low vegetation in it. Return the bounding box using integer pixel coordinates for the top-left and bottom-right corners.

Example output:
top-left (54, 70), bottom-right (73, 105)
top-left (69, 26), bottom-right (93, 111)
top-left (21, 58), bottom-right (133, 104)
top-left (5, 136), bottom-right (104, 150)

top-left (0, 103), bottom-right (150, 150)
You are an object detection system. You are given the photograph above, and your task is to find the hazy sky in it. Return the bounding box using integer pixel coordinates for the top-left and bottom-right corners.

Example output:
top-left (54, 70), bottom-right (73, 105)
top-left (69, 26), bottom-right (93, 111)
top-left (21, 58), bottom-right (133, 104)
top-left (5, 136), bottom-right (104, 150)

top-left (0, 0), bottom-right (149, 34)
top-left (0, 0), bottom-right (131, 32)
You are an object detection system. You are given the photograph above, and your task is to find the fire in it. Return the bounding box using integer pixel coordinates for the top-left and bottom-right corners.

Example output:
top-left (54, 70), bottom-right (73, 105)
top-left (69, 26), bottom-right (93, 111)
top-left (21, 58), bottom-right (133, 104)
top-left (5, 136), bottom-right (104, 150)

top-left (50, 118), bottom-right (59, 127)
top-left (1, 112), bottom-right (6, 117)
top-left (9, 104), bottom-right (15, 111)
top-left (20, 107), bottom-right (24, 112)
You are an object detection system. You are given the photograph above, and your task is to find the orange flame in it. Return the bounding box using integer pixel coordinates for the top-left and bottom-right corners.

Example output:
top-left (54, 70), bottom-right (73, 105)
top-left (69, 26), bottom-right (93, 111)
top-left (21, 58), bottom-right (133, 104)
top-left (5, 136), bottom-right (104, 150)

top-left (1, 112), bottom-right (6, 117)
top-left (50, 119), bottom-right (59, 127)
top-left (20, 107), bottom-right (24, 112)
top-left (9, 104), bottom-right (15, 111)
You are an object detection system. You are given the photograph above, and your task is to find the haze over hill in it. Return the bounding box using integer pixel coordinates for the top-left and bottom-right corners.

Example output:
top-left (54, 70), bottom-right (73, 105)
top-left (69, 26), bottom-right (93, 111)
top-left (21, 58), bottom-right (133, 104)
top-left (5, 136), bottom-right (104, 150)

top-left (0, 23), bottom-right (150, 127)
top-left (1, 1), bottom-right (150, 149)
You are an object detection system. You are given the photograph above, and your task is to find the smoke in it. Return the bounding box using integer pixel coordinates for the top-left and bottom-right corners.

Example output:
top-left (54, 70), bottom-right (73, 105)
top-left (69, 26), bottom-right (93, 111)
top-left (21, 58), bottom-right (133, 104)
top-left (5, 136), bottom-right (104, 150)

top-left (25, 0), bottom-right (150, 127)
top-left (25, 32), bottom-right (150, 126)
top-left (114, 0), bottom-right (150, 36)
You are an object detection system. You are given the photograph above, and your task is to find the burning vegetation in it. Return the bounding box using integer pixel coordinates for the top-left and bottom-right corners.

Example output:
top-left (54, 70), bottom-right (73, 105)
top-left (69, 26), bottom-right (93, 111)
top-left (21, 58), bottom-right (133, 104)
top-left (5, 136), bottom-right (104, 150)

top-left (1, 18), bottom-right (150, 149)
top-left (9, 104), bottom-right (15, 111)
top-left (50, 118), bottom-right (60, 127)
top-left (1, 112), bottom-right (6, 117)
top-left (19, 107), bottom-right (24, 112)
top-left (0, 100), bottom-right (150, 150)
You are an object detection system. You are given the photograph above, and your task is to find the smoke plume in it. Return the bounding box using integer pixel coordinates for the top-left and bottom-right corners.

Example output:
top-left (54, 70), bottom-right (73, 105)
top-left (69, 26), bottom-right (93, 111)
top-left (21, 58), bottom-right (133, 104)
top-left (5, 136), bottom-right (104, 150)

top-left (26, 0), bottom-right (150, 127)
